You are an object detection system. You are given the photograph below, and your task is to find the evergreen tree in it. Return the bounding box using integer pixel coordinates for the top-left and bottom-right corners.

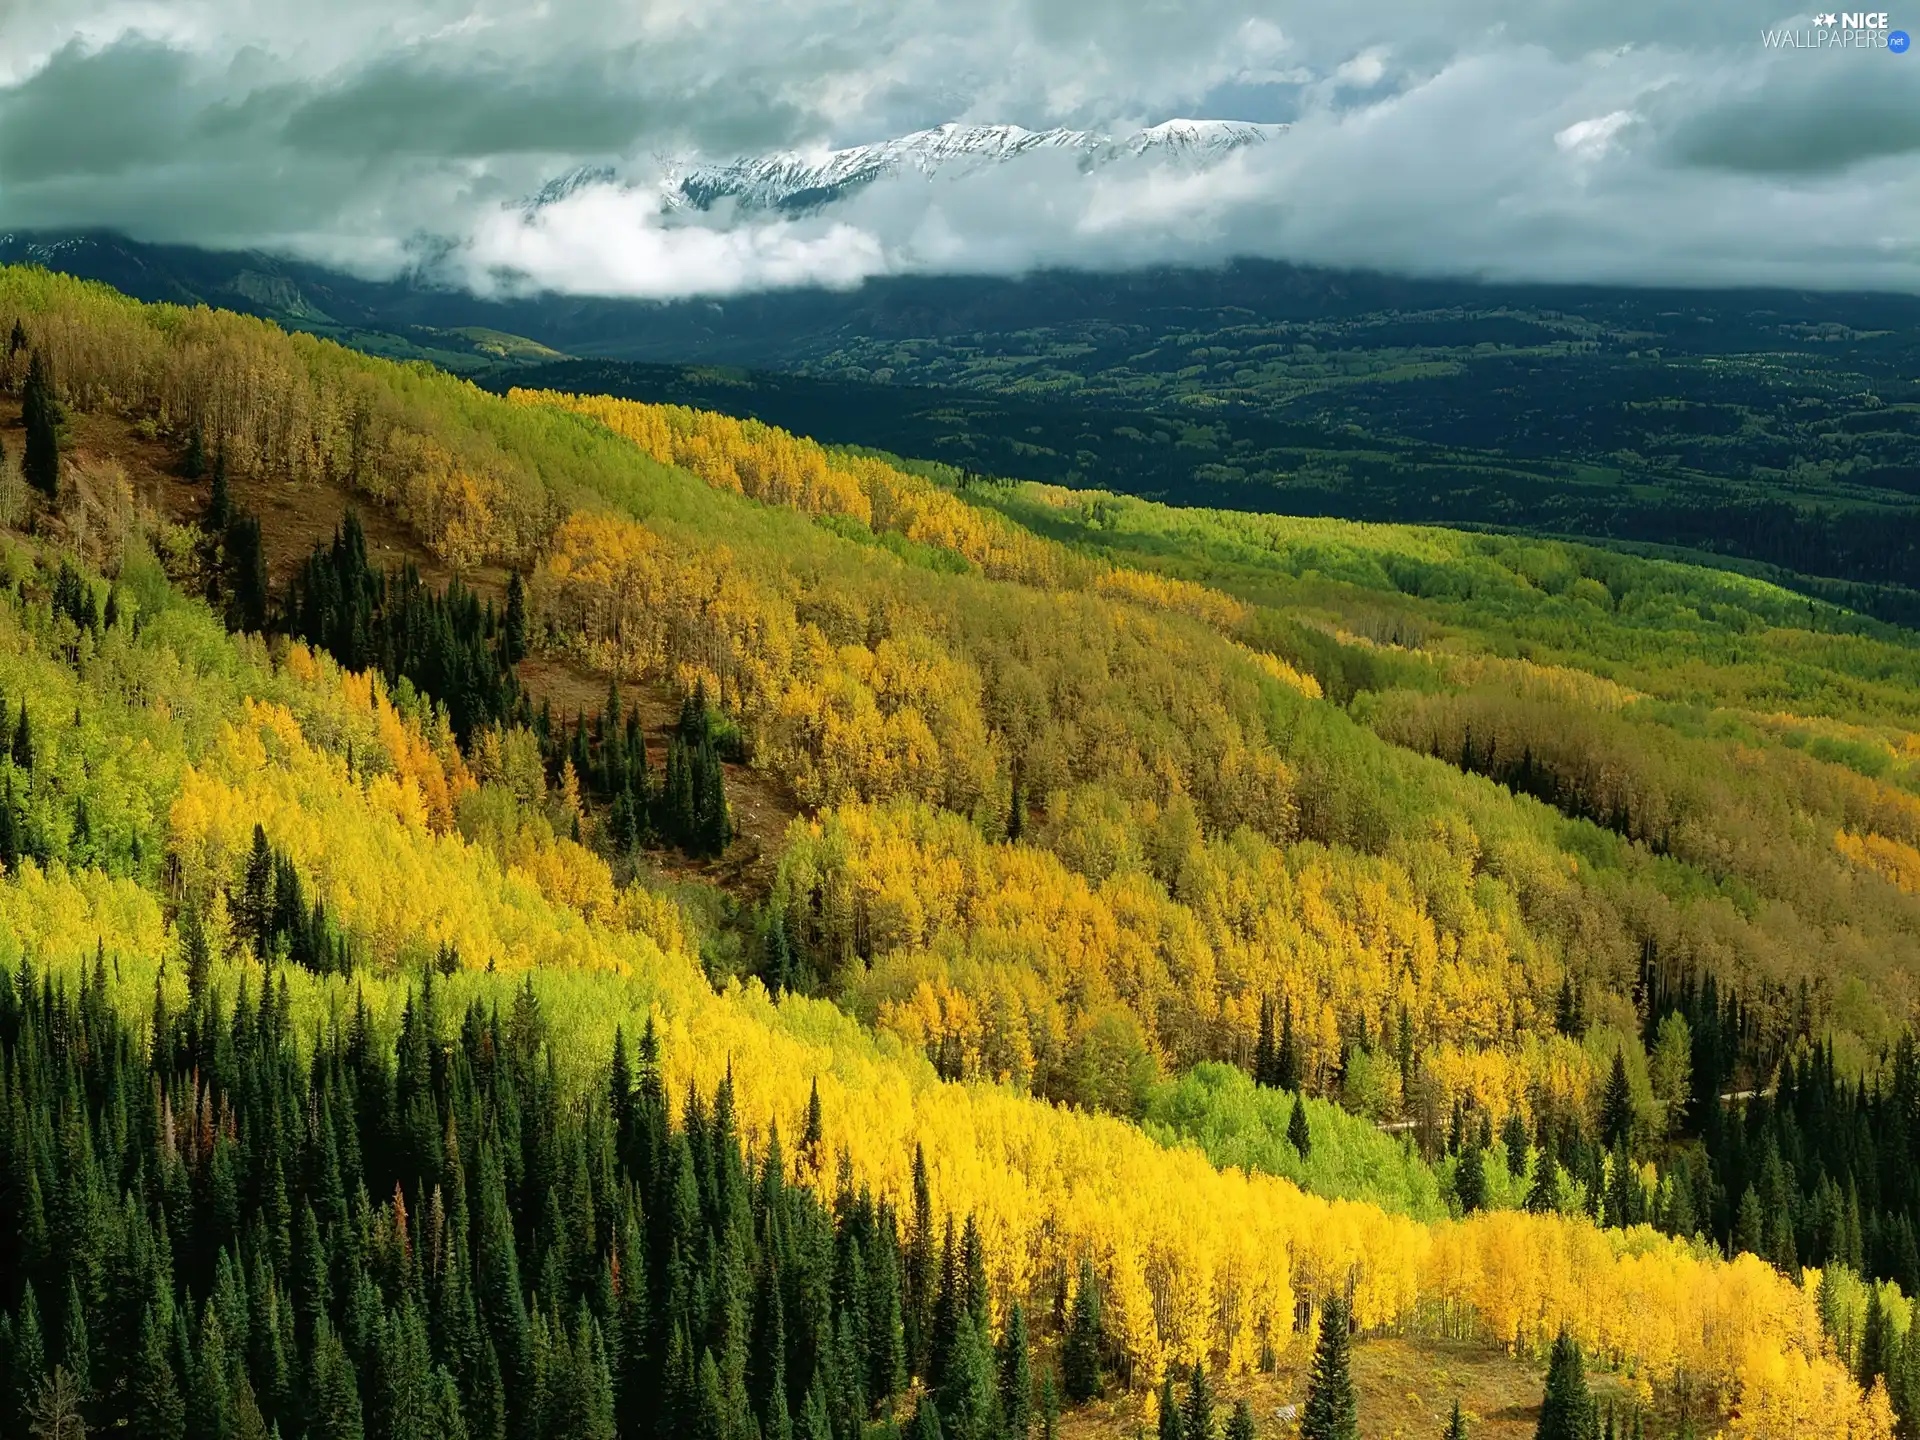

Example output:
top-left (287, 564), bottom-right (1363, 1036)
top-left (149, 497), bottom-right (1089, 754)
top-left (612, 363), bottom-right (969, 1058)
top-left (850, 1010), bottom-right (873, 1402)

top-left (1299, 1292), bottom-right (1357, 1440)
top-left (1062, 1259), bottom-right (1102, 1403)
top-left (1182, 1361), bottom-right (1216, 1440)
top-left (21, 350), bottom-right (59, 499)
top-left (1534, 1331), bottom-right (1595, 1440)
top-left (1276, 1001), bottom-right (1301, 1093)
top-left (1444, 1399), bottom-right (1469, 1440)
top-left (502, 571), bottom-right (527, 666)
top-left (1598, 1051), bottom-right (1635, 1153)
top-left (205, 451), bottom-right (231, 534)
top-left (132, 1306), bottom-right (187, 1440)
top-left (1456, 1143), bottom-right (1487, 1215)
top-left (183, 425), bottom-right (207, 480)
top-left (1157, 1374), bottom-right (1182, 1440)
top-left (1287, 1094), bottom-right (1312, 1159)
top-left (1226, 1396), bottom-right (1256, 1440)
top-left (998, 1303), bottom-right (1032, 1440)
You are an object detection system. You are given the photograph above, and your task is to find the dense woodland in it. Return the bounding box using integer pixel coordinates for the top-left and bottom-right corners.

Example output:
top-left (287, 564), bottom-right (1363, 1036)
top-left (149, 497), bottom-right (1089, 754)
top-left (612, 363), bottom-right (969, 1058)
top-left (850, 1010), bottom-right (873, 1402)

top-left (0, 264), bottom-right (1916, 1435)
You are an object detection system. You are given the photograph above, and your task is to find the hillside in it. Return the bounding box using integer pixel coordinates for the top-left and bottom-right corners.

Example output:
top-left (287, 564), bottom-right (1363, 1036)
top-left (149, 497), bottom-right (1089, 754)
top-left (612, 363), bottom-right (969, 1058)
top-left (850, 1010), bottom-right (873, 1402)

top-left (0, 264), bottom-right (1913, 1437)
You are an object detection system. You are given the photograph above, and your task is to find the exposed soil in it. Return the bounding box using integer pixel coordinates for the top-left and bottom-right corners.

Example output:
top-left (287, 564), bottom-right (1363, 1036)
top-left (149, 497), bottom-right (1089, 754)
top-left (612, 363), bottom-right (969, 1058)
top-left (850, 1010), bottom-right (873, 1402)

top-left (1060, 1335), bottom-right (1694, 1440)
top-left (4, 398), bottom-right (798, 902)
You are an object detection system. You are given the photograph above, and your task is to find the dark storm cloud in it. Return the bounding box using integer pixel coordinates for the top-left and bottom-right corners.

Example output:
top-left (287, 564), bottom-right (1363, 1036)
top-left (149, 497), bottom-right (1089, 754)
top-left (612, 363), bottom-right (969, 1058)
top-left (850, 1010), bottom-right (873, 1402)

top-left (0, 1), bottom-right (1917, 295)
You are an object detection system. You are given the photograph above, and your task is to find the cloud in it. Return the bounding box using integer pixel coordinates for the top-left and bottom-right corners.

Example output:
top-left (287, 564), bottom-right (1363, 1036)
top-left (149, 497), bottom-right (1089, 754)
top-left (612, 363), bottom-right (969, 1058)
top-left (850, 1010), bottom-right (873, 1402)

top-left (0, 0), bottom-right (1918, 296)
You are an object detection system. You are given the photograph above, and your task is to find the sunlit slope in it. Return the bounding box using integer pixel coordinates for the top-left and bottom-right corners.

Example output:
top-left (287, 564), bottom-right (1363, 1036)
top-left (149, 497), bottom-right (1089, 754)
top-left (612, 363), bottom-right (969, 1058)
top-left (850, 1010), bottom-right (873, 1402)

top-left (0, 540), bottom-right (1881, 1434)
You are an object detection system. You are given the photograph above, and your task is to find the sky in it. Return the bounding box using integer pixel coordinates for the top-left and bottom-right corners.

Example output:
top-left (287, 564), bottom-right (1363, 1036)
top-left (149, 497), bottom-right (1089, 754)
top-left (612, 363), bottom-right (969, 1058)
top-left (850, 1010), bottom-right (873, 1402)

top-left (1, 0), bottom-right (1917, 297)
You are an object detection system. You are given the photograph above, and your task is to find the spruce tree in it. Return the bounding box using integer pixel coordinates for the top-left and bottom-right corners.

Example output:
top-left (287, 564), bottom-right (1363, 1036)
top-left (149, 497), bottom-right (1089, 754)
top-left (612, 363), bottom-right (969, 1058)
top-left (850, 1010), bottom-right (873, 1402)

top-left (1253, 997), bottom-right (1276, 1087)
top-left (1300, 1291), bottom-right (1357, 1440)
top-left (1444, 1398), bottom-right (1469, 1439)
top-left (1456, 1143), bottom-right (1487, 1215)
top-left (999, 1303), bottom-right (1032, 1440)
top-left (1062, 1258), bottom-right (1103, 1403)
top-left (1183, 1361), bottom-right (1216, 1440)
top-left (1276, 1000), bottom-right (1301, 1093)
top-left (183, 425), bottom-right (206, 480)
top-left (1598, 1051), bottom-right (1635, 1153)
top-left (21, 350), bottom-right (59, 499)
top-left (1226, 1396), bottom-right (1256, 1440)
top-left (503, 572), bottom-right (527, 665)
top-left (1534, 1330), bottom-right (1594, 1440)
top-left (132, 1305), bottom-right (186, 1440)
top-left (1158, 1374), bottom-right (1183, 1440)
top-left (1288, 1094), bottom-right (1312, 1159)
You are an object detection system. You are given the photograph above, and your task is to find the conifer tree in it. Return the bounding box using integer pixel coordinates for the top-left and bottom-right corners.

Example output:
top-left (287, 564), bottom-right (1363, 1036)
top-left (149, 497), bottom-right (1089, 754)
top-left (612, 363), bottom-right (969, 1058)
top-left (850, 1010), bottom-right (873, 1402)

top-left (1444, 1398), bottom-right (1469, 1440)
top-left (1253, 997), bottom-right (1276, 1088)
top-left (183, 425), bottom-right (206, 480)
top-left (1534, 1330), bottom-right (1594, 1440)
top-left (132, 1305), bottom-right (187, 1440)
top-left (12, 1283), bottom-right (46, 1424)
top-left (502, 571), bottom-right (527, 666)
top-left (206, 450), bottom-right (231, 534)
top-left (1300, 1292), bottom-right (1357, 1440)
top-left (1062, 1258), bottom-right (1103, 1403)
top-left (1183, 1361), bottom-right (1216, 1440)
top-left (1276, 1000), bottom-right (1301, 1093)
top-left (1158, 1374), bottom-right (1183, 1440)
top-left (1598, 1051), bottom-right (1635, 1153)
top-left (1457, 1143), bottom-right (1487, 1215)
top-left (1288, 1094), bottom-right (1312, 1159)
top-left (1226, 1396), bottom-right (1256, 1440)
top-left (998, 1302), bottom-right (1032, 1440)
top-left (21, 350), bottom-right (59, 499)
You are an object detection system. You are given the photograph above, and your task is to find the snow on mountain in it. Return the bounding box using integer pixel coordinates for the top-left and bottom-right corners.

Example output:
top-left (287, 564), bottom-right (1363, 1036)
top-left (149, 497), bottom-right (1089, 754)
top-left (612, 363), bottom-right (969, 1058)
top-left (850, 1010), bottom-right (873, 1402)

top-left (657, 119), bottom-right (1286, 214)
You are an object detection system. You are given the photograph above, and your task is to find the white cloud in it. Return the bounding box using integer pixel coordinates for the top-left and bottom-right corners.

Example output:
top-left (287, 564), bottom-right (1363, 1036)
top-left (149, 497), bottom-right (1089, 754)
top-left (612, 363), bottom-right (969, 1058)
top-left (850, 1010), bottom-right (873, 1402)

top-left (1, 0), bottom-right (1919, 296)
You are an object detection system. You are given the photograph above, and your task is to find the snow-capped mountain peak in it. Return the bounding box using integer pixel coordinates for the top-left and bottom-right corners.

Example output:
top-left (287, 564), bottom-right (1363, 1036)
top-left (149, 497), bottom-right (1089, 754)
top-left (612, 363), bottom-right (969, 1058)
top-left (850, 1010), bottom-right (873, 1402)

top-left (658, 118), bottom-right (1285, 214)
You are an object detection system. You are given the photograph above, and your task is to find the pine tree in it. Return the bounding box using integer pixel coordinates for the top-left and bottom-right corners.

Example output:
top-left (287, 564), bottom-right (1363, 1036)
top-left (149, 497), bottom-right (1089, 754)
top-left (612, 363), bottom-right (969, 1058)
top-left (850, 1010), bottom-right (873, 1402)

top-left (1158, 1374), bottom-right (1183, 1440)
top-left (183, 425), bottom-right (207, 480)
top-left (21, 350), bottom-right (59, 499)
top-left (1226, 1396), bottom-right (1256, 1440)
top-left (1534, 1330), bottom-right (1594, 1440)
top-left (132, 1305), bottom-right (186, 1440)
top-left (999, 1302), bottom-right (1032, 1440)
top-left (1276, 1000), bottom-right (1301, 1093)
top-left (1598, 1051), bottom-right (1635, 1153)
top-left (1288, 1094), bottom-right (1312, 1159)
top-left (1300, 1291), bottom-right (1357, 1440)
top-left (206, 451), bottom-right (231, 534)
top-left (1444, 1398), bottom-right (1469, 1440)
top-left (503, 571), bottom-right (528, 665)
top-left (13, 701), bottom-right (32, 772)
top-left (1062, 1258), bottom-right (1102, 1403)
top-left (1457, 1143), bottom-right (1487, 1215)
top-left (1253, 997), bottom-right (1276, 1088)
top-left (1183, 1361), bottom-right (1216, 1440)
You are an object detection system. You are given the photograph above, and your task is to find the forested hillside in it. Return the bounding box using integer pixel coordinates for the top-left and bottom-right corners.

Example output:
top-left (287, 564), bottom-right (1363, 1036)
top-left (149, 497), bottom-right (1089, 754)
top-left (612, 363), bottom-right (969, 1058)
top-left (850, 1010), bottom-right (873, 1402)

top-left (0, 263), bottom-right (1915, 1437)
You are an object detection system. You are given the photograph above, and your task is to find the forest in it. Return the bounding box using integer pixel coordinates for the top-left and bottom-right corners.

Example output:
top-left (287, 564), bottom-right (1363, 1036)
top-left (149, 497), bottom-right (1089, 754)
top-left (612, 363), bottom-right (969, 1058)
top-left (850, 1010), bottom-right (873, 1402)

top-left (0, 261), bottom-right (1916, 1436)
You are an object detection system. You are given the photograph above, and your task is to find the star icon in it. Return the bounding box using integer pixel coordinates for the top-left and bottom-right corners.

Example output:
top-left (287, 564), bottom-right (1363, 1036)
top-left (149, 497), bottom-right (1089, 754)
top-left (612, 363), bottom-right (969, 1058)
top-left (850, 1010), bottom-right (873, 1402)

top-left (1816, 11), bottom-right (1838, 23)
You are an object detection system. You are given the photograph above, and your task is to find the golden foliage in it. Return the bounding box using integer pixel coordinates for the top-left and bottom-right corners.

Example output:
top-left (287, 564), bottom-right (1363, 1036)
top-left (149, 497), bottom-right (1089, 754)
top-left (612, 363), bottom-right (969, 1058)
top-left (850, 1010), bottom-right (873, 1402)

top-left (1837, 829), bottom-right (1920, 895)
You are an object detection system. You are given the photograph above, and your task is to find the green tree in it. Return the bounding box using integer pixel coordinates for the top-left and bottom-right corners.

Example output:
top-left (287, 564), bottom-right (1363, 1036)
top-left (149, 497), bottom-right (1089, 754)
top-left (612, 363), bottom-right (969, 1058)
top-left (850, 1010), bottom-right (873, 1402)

top-left (1456, 1144), bottom-right (1487, 1215)
top-left (1062, 1259), bottom-right (1103, 1403)
top-left (1647, 1013), bottom-right (1692, 1137)
top-left (1287, 1094), bottom-right (1312, 1159)
top-left (1183, 1362), bottom-right (1216, 1440)
top-left (503, 571), bottom-right (528, 665)
top-left (1444, 1398), bottom-right (1469, 1439)
top-left (132, 1306), bottom-right (186, 1440)
top-left (998, 1303), bottom-right (1032, 1440)
top-left (1534, 1330), bottom-right (1595, 1440)
top-left (1157, 1374), bottom-right (1182, 1440)
top-left (1226, 1396), bottom-right (1256, 1440)
top-left (1598, 1051), bottom-right (1635, 1153)
top-left (21, 350), bottom-right (59, 499)
top-left (1300, 1292), bottom-right (1357, 1440)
